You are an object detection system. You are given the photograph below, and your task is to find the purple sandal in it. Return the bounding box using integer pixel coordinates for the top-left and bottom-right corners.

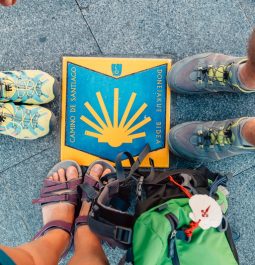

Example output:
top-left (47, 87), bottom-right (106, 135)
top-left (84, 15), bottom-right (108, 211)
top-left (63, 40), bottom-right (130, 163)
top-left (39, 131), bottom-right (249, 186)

top-left (32, 160), bottom-right (83, 257)
top-left (75, 160), bottom-right (115, 228)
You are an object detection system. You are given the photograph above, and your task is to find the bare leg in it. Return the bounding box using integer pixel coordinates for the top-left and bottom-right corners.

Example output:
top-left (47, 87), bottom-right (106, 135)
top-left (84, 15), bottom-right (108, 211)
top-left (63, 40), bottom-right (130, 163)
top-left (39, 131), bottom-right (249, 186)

top-left (0, 166), bottom-right (78, 265)
top-left (0, 0), bottom-right (16, 6)
top-left (239, 29), bottom-right (255, 89)
top-left (68, 164), bottom-right (110, 265)
top-left (242, 118), bottom-right (255, 146)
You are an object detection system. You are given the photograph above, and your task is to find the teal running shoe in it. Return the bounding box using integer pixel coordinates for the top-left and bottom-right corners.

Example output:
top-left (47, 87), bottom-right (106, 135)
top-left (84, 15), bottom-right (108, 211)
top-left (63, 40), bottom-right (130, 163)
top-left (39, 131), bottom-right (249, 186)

top-left (168, 53), bottom-right (252, 94)
top-left (0, 70), bottom-right (55, 104)
top-left (0, 102), bottom-right (56, 140)
top-left (168, 117), bottom-right (255, 161)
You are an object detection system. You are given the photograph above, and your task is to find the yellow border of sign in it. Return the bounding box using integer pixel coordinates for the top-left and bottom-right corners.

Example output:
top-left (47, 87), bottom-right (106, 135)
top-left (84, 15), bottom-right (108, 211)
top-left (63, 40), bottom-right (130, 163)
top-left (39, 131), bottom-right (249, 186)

top-left (61, 56), bottom-right (171, 168)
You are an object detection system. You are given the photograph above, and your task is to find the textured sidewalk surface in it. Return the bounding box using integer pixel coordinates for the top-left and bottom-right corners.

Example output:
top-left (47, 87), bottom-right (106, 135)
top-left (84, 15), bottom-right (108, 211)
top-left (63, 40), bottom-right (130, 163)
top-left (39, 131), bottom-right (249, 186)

top-left (0, 0), bottom-right (255, 264)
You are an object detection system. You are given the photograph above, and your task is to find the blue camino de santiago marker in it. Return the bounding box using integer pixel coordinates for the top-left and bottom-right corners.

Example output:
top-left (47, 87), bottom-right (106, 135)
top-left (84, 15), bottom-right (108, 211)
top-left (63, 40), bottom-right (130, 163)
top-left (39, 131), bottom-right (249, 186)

top-left (61, 57), bottom-right (171, 167)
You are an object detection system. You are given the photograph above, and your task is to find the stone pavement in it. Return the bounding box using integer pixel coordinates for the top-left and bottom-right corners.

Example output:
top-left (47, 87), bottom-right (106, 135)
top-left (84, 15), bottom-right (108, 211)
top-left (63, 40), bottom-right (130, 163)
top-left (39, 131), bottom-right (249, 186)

top-left (0, 0), bottom-right (254, 264)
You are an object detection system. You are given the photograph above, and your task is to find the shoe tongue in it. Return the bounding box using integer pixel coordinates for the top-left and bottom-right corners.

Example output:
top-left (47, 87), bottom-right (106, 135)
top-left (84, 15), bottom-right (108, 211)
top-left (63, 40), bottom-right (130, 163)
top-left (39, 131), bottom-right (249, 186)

top-left (0, 84), bottom-right (7, 99)
top-left (228, 59), bottom-right (251, 91)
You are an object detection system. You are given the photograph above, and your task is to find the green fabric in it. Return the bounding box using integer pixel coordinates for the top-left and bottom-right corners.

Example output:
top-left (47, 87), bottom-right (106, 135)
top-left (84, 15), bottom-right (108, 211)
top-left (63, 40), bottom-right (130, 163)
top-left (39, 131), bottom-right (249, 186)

top-left (133, 198), bottom-right (238, 265)
top-left (0, 249), bottom-right (15, 265)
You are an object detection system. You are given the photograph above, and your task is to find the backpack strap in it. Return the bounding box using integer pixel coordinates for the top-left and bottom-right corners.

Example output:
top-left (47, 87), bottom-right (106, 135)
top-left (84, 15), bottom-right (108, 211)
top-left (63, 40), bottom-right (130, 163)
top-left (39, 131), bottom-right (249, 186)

top-left (88, 217), bottom-right (133, 246)
top-left (115, 151), bottom-right (135, 180)
top-left (127, 144), bottom-right (151, 179)
top-left (115, 144), bottom-right (151, 180)
top-left (209, 173), bottom-right (230, 197)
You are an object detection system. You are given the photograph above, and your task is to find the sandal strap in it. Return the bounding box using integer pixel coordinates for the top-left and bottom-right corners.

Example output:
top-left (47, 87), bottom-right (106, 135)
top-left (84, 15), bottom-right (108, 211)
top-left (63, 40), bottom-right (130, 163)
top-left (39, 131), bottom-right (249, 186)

top-left (33, 178), bottom-right (83, 206)
top-left (32, 220), bottom-right (73, 259)
top-left (84, 174), bottom-right (100, 188)
top-left (32, 220), bottom-right (73, 240)
top-left (32, 193), bottom-right (78, 205)
top-left (75, 216), bottom-right (88, 227)
top-left (42, 178), bottom-right (83, 193)
top-left (80, 160), bottom-right (115, 201)
top-left (81, 174), bottom-right (100, 201)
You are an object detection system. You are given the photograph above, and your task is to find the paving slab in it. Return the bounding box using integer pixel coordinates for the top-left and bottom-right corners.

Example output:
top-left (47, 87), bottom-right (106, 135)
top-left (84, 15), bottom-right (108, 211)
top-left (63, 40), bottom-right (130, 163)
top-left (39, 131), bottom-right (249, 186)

top-left (80, 0), bottom-right (251, 57)
top-left (0, 0), bottom-right (99, 172)
top-left (238, 0), bottom-right (255, 25)
top-left (227, 166), bottom-right (255, 265)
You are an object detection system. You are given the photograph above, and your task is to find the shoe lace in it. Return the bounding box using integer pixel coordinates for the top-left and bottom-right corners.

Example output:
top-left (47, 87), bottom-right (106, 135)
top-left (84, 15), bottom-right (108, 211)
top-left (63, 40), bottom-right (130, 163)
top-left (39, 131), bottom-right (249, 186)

top-left (196, 63), bottom-right (234, 86)
top-left (197, 125), bottom-right (233, 148)
top-left (0, 106), bottom-right (39, 129)
top-left (13, 107), bottom-right (39, 129)
top-left (16, 79), bottom-right (40, 98)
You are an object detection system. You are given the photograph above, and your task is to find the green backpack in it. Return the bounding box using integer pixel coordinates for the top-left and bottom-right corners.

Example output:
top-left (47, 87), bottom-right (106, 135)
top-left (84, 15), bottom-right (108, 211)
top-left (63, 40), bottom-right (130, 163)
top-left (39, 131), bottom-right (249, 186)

top-left (132, 165), bottom-right (239, 265)
top-left (85, 145), bottom-right (239, 265)
top-left (133, 195), bottom-right (238, 265)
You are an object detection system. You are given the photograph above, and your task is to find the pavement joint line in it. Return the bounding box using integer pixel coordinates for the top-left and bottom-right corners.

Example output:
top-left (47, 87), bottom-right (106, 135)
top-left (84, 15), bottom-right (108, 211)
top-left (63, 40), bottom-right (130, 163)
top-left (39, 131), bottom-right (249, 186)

top-left (237, 0), bottom-right (253, 28)
top-left (232, 163), bottom-right (255, 177)
top-left (232, 171), bottom-right (255, 191)
top-left (0, 145), bottom-right (54, 175)
top-left (74, 0), bottom-right (103, 54)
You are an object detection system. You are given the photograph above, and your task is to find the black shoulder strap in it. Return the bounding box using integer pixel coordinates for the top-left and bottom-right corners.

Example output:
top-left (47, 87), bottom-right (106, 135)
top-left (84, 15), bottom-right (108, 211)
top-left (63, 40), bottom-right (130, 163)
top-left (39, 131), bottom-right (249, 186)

top-left (127, 144), bottom-right (151, 179)
top-left (88, 216), bottom-right (133, 247)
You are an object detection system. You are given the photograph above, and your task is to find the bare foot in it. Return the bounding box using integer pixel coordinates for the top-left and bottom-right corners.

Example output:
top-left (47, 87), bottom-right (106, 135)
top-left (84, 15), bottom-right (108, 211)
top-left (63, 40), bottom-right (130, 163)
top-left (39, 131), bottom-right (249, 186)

top-left (42, 166), bottom-right (79, 226)
top-left (0, 0), bottom-right (16, 6)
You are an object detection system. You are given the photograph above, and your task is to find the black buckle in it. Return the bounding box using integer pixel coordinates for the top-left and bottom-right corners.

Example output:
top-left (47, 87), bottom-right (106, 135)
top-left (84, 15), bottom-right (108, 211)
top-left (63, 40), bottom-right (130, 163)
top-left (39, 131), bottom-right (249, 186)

top-left (115, 226), bottom-right (132, 244)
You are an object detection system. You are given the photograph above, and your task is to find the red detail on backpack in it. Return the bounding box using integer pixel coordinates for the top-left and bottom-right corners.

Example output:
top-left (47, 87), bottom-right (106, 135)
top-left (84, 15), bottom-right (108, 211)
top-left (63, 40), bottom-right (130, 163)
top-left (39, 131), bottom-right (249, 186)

top-left (185, 220), bottom-right (201, 237)
top-left (169, 176), bottom-right (192, 198)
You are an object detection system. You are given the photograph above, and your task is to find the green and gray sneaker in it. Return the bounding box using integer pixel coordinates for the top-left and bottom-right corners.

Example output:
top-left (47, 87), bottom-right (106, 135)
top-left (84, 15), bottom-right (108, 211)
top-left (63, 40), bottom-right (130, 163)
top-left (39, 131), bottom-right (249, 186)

top-left (0, 102), bottom-right (56, 140)
top-left (0, 70), bottom-right (55, 104)
top-left (168, 53), bottom-right (252, 94)
top-left (168, 117), bottom-right (255, 161)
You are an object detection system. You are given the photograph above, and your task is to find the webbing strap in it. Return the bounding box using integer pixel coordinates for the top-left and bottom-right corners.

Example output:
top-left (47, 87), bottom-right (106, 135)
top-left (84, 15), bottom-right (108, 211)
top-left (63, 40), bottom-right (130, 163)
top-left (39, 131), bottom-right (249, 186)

top-left (115, 144), bottom-right (151, 180)
top-left (143, 158), bottom-right (155, 182)
top-left (88, 217), bottom-right (133, 246)
top-left (127, 144), bottom-right (151, 179)
top-left (115, 151), bottom-right (135, 180)
top-left (209, 174), bottom-right (228, 196)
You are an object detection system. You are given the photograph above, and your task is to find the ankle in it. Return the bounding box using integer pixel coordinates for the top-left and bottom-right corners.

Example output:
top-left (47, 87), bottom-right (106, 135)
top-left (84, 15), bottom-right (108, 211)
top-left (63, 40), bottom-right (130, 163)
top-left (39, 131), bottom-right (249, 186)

top-left (241, 119), bottom-right (255, 146)
top-left (239, 62), bottom-right (255, 90)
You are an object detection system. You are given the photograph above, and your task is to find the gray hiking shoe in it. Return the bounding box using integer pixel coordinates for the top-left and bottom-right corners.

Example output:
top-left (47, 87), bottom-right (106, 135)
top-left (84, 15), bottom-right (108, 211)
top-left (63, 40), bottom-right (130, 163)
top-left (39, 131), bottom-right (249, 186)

top-left (168, 117), bottom-right (255, 161)
top-left (168, 53), bottom-right (252, 94)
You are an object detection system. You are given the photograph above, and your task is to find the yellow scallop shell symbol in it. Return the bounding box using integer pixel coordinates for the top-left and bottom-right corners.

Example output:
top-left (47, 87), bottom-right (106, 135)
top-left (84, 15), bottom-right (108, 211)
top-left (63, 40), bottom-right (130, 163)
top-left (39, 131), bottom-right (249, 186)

top-left (80, 88), bottom-right (151, 147)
